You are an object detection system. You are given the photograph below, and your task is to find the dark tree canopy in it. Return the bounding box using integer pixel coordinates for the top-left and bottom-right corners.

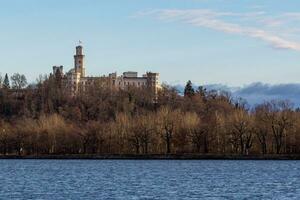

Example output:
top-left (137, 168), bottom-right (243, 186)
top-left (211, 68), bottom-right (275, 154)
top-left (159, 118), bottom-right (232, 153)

top-left (184, 80), bottom-right (195, 98)
top-left (3, 74), bottom-right (10, 89)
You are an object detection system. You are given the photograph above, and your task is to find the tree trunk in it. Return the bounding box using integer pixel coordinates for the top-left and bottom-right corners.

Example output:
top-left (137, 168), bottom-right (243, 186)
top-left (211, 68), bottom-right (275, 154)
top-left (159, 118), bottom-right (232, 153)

top-left (166, 133), bottom-right (171, 154)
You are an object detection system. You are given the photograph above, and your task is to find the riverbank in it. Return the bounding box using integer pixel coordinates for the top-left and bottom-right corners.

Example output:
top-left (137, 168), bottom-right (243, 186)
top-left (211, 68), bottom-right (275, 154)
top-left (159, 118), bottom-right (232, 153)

top-left (0, 154), bottom-right (300, 160)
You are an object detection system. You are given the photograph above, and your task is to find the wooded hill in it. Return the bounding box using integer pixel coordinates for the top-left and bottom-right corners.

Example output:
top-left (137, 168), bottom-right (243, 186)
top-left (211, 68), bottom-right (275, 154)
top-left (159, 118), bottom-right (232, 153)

top-left (0, 74), bottom-right (299, 156)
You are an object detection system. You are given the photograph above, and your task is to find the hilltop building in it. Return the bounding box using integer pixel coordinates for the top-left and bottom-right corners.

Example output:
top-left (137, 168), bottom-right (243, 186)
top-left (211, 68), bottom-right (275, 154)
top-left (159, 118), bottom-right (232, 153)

top-left (52, 44), bottom-right (160, 96)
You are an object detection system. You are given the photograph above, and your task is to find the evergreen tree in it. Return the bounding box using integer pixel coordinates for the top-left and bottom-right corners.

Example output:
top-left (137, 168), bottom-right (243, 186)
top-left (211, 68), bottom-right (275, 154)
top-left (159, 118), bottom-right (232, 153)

top-left (184, 80), bottom-right (195, 98)
top-left (0, 74), bottom-right (2, 87)
top-left (3, 74), bottom-right (10, 89)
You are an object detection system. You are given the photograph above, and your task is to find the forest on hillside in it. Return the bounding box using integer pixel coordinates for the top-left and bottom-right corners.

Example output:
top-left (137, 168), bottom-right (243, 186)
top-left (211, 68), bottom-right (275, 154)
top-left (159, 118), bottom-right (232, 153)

top-left (0, 73), bottom-right (299, 156)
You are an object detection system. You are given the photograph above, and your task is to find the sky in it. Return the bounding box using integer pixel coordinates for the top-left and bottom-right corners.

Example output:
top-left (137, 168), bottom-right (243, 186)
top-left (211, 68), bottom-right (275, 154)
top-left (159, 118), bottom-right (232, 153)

top-left (1, 0), bottom-right (300, 105)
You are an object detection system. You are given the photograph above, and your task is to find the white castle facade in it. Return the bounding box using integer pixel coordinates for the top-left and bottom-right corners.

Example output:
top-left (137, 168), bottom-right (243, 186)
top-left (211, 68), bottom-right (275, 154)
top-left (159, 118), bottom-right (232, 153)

top-left (52, 45), bottom-right (160, 96)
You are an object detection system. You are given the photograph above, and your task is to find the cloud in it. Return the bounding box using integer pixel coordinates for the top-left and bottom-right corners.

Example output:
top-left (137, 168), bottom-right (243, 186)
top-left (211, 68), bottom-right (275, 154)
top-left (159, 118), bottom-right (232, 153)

top-left (174, 82), bottom-right (300, 107)
top-left (232, 83), bottom-right (300, 106)
top-left (137, 9), bottom-right (300, 51)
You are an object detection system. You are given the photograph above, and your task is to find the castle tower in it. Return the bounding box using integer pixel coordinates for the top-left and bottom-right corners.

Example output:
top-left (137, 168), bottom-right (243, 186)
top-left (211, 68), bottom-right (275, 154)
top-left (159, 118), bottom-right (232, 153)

top-left (146, 72), bottom-right (160, 98)
top-left (74, 44), bottom-right (85, 77)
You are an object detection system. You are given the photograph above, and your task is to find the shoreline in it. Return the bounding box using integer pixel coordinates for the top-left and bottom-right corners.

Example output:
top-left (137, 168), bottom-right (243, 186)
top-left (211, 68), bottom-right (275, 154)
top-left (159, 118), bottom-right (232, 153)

top-left (0, 154), bottom-right (300, 160)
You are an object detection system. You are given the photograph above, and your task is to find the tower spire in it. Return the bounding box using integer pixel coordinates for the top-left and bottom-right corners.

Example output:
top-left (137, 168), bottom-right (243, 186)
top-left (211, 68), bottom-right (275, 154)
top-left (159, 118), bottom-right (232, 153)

top-left (74, 43), bottom-right (85, 77)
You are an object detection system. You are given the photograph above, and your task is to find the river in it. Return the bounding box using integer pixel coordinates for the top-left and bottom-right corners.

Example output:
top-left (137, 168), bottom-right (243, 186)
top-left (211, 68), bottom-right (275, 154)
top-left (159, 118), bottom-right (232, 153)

top-left (0, 160), bottom-right (299, 199)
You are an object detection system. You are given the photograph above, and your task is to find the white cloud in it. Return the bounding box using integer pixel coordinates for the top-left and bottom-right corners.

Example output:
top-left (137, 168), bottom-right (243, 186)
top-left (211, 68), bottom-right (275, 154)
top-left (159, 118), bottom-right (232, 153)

top-left (137, 9), bottom-right (300, 51)
top-left (174, 82), bottom-right (300, 107)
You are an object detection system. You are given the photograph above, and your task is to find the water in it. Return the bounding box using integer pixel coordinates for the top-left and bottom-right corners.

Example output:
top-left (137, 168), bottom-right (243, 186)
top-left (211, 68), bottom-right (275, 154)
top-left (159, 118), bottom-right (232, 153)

top-left (0, 160), bottom-right (299, 199)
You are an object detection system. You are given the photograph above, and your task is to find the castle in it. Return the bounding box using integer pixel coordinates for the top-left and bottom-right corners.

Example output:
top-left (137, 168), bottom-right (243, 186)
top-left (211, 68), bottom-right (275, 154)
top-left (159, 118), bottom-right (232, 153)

top-left (52, 44), bottom-right (160, 96)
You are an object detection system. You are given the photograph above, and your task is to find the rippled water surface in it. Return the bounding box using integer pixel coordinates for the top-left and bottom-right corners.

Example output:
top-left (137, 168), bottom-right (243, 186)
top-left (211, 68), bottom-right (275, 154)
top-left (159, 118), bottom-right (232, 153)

top-left (0, 160), bottom-right (299, 199)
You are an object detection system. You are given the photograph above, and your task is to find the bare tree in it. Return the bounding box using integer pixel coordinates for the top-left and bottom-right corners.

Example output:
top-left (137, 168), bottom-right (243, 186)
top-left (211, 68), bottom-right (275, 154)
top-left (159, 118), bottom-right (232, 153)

top-left (114, 113), bottom-right (131, 154)
top-left (0, 121), bottom-right (11, 155)
top-left (262, 101), bottom-right (294, 154)
top-left (138, 114), bottom-right (155, 154)
top-left (254, 105), bottom-right (270, 154)
top-left (11, 73), bottom-right (27, 89)
top-left (157, 107), bottom-right (181, 154)
top-left (228, 109), bottom-right (253, 155)
top-left (181, 112), bottom-right (204, 153)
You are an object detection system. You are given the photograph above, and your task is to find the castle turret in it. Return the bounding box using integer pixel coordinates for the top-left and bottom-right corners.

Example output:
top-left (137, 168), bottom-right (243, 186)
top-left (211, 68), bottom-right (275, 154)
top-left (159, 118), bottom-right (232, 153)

top-left (74, 44), bottom-right (85, 77)
top-left (52, 65), bottom-right (64, 76)
top-left (146, 72), bottom-right (160, 97)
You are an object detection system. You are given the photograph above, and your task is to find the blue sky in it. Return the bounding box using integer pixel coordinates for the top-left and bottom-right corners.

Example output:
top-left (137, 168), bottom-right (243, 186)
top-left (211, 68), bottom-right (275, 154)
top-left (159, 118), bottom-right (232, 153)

top-left (1, 0), bottom-right (300, 87)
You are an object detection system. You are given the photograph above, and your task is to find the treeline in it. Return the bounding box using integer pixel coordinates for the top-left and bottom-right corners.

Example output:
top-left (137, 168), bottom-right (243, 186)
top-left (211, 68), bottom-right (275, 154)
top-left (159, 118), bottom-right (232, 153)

top-left (0, 73), bottom-right (300, 156)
